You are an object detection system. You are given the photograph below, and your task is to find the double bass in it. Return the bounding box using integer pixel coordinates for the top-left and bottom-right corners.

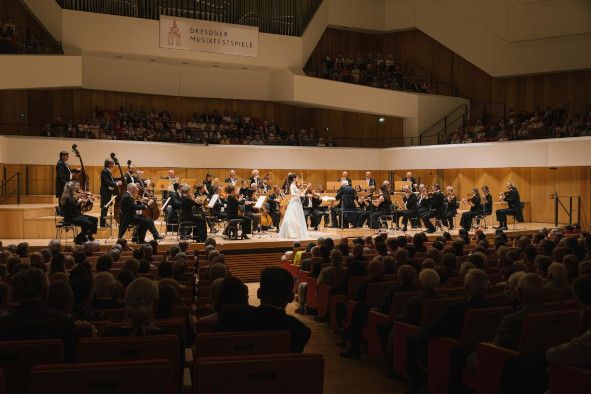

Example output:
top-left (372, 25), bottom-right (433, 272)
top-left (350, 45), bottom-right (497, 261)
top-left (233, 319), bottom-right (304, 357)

top-left (110, 153), bottom-right (127, 222)
top-left (71, 144), bottom-right (92, 212)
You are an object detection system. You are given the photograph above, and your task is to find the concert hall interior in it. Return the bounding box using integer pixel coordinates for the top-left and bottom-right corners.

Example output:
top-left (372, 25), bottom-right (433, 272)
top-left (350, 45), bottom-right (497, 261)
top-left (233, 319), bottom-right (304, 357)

top-left (1, 1), bottom-right (591, 394)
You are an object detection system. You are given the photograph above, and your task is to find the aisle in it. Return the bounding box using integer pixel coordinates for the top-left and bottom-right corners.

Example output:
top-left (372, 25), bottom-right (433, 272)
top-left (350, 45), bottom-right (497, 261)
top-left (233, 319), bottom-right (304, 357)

top-left (247, 283), bottom-right (407, 394)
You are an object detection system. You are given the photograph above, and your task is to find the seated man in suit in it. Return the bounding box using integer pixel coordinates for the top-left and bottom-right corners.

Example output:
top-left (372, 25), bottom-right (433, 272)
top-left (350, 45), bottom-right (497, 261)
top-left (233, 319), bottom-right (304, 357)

top-left (493, 273), bottom-right (545, 350)
top-left (0, 268), bottom-right (76, 362)
top-left (332, 180), bottom-right (358, 228)
top-left (302, 185), bottom-right (323, 230)
top-left (117, 183), bottom-right (163, 243)
top-left (215, 267), bottom-right (311, 353)
top-left (406, 269), bottom-right (492, 394)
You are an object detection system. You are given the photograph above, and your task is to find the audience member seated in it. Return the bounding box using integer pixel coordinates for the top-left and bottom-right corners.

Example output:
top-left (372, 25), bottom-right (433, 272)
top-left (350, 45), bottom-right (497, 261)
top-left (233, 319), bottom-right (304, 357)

top-left (200, 276), bottom-right (249, 324)
top-left (90, 272), bottom-right (123, 310)
top-left (216, 267), bottom-right (311, 353)
top-left (318, 249), bottom-right (349, 293)
top-left (0, 268), bottom-right (76, 361)
top-left (44, 105), bottom-right (336, 147)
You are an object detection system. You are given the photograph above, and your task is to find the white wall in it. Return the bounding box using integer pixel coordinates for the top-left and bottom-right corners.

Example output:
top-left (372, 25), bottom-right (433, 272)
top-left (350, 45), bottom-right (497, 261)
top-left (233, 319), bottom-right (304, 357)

top-left (2, 135), bottom-right (590, 170)
top-left (0, 56), bottom-right (82, 89)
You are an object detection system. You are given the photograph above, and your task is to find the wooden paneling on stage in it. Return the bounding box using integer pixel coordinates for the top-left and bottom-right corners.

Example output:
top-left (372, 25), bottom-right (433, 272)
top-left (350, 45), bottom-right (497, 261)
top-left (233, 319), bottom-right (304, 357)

top-left (3, 164), bottom-right (589, 227)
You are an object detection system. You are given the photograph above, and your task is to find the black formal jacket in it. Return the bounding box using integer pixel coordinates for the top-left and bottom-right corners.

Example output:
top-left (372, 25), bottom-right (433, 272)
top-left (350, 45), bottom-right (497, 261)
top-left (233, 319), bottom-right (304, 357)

top-left (429, 191), bottom-right (445, 215)
top-left (55, 159), bottom-right (71, 197)
top-left (61, 195), bottom-right (81, 222)
top-left (225, 195), bottom-right (243, 217)
top-left (396, 290), bottom-right (446, 325)
top-left (120, 192), bottom-right (144, 223)
top-left (422, 296), bottom-right (493, 341)
top-left (335, 185), bottom-right (357, 209)
top-left (482, 193), bottom-right (493, 215)
top-left (0, 302), bottom-right (76, 362)
top-left (302, 194), bottom-right (322, 210)
top-left (180, 196), bottom-right (201, 221)
top-left (267, 193), bottom-right (281, 213)
top-left (445, 196), bottom-right (458, 216)
top-left (403, 193), bottom-right (418, 210)
top-left (124, 172), bottom-right (142, 186)
top-left (216, 304), bottom-right (311, 353)
top-left (365, 178), bottom-right (376, 188)
top-left (505, 188), bottom-right (524, 221)
top-left (402, 177), bottom-right (417, 191)
top-left (469, 194), bottom-right (483, 212)
top-left (224, 177), bottom-right (238, 185)
top-left (100, 168), bottom-right (117, 197)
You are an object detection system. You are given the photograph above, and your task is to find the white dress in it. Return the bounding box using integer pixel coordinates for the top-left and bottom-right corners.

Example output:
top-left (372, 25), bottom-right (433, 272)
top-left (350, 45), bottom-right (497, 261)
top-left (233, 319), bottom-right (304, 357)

top-left (278, 182), bottom-right (309, 239)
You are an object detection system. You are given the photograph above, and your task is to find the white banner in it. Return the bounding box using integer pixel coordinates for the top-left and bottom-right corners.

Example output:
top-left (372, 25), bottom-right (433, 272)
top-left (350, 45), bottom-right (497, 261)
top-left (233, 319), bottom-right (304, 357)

top-left (159, 16), bottom-right (259, 58)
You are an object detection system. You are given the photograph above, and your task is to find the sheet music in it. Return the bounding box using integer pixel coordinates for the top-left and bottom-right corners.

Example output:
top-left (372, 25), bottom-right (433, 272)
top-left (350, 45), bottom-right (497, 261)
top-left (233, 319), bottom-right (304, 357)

top-left (207, 194), bottom-right (219, 209)
top-left (254, 195), bottom-right (267, 209)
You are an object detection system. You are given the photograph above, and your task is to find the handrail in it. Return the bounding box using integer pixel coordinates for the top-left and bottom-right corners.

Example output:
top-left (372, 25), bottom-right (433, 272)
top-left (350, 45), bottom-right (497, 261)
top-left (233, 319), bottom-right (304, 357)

top-left (551, 193), bottom-right (581, 227)
top-left (56, 0), bottom-right (323, 37)
top-left (0, 170), bottom-right (21, 205)
top-left (419, 104), bottom-right (468, 145)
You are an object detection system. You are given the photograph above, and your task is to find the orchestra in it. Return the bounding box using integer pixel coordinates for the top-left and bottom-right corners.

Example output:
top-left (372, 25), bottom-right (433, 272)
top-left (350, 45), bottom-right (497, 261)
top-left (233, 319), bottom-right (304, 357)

top-left (53, 149), bottom-right (526, 243)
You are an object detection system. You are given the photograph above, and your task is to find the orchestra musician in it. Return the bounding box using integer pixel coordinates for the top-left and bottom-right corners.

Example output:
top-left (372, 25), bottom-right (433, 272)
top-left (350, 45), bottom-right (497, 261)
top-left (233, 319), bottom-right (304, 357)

top-left (402, 171), bottom-right (418, 192)
top-left (203, 173), bottom-right (213, 194)
top-left (365, 171), bottom-right (376, 188)
top-left (495, 182), bottom-right (523, 230)
top-left (224, 184), bottom-right (251, 239)
top-left (355, 186), bottom-right (375, 228)
top-left (333, 179), bottom-right (357, 228)
top-left (302, 184), bottom-right (323, 231)
top-left (124, 164), bottom-right (143, 185)
top-left (161, 169), bottom-right (178, 202)
top-left (260, 178), bottom-right (271, 193)
top-left (370, 185), bottom-right (391, 229)
top-left (399, 185), bottom-right (418, 231)
top-left (249, 169), bottom-right (269, 189)
top-left (117, 183), bottom-right (163, 243)
top-left (179, 184), bottom-right (207, 242)
top-left (281, 172), bottom-right (294, 194)
top-left (460, 187), bottom-right (483, 231)
top-left (164, 181), bottom-right (182, 232)
top-left (224, 170), bottom-right (238, 186)
top-left (60, 181), bottom-right (98, 244)
top-left (315, 184), bottom-right (331, 227)
top-left (55, 151), bottom-right (72, 199)
top-left (209, 185), bottom-right (227, 221)
top-left (444, 186), bottom-right (458, 229)
top-left (100, 158), bottom-right (121, 227)
top-left (421, 184), bottom-right (445, 233)
top-left (481, 185), bottom-right (493, 216)
top-left (339, 171), bottom-right (352, 186)
top-left (267, 185), bottom-right (284, 231)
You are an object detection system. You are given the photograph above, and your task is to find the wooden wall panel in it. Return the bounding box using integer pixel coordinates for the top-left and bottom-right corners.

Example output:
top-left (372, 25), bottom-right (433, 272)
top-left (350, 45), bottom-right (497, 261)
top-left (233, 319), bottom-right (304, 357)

top-left (306, 28), bottom-right (591, 118)
top-left (0, 89), bottom-right (404, 148)
top-left (4, 163), bottom-right (590, 227)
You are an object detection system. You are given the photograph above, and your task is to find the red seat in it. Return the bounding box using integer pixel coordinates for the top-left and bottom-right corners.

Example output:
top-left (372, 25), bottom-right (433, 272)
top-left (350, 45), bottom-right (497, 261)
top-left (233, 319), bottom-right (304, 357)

top-left (427, 306), bottom-right (513, 394)
top-left (78, 335), bottom-right (180, 393)
top-left (366, 291), bottom-right (419, 359)
top-left (328, 276), bottom-right (370, 329)
top-left (476, 309), bottom-right (581, 394)
top-left (30, 359), bottom-right (173, 394)
top-left (0, 339), bottom-right (63, 394)
top-left (393, 297), bottom-right (464, 377)
top-left (195, 331), bottom-right (290, 358)
top-left (305, 277), bottom-right (318, 311)
top-left (548, 364), bottom-right (591, 394)
top-left (195, 353), bottom-right (324, 394)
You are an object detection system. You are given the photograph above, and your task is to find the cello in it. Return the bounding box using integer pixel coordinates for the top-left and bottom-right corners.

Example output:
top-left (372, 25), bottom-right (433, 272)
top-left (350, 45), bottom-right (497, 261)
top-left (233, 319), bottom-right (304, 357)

top-left (127, 159), bottom-right (160, 220)
top-left (110, 153), bottom-right (127, 222)
top-left (71, 144), bottom-right (93, 212)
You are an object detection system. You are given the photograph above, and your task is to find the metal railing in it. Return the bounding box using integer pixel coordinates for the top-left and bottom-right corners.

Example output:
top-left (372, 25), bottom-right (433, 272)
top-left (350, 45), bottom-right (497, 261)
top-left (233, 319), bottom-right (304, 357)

top-left (551, 193), bottom-right (581, 227)
top-left (56, 0), bottom-right (323, 36)
top-left (419, 104), bottom-right (469, 145)
top-left (1, 170), bottom-right (21, 205)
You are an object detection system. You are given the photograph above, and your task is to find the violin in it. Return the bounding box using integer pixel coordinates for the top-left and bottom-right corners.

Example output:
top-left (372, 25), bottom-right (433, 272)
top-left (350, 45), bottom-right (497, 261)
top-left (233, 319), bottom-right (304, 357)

top-left (74, 190), bottom-right (97, 212)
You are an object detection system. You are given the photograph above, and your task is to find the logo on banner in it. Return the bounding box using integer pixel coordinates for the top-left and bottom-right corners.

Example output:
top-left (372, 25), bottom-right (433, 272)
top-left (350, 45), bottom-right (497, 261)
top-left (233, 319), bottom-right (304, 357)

top-left (168, 20), bottom-right (181, 46)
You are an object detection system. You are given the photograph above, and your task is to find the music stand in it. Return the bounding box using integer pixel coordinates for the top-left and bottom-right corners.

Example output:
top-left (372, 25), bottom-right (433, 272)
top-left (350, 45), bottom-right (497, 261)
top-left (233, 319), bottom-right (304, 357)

top-left (160, 196), bottom-right (172, 234)
top-left (251, 195), bottom-right (271, 238)
top-left (103, 195), bottom-right (117, 244)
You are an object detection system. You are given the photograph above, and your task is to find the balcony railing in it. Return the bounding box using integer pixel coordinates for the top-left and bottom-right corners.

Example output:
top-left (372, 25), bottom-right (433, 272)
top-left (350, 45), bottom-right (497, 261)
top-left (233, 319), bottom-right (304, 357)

top-left (56, 0), bottom-right (322, 36)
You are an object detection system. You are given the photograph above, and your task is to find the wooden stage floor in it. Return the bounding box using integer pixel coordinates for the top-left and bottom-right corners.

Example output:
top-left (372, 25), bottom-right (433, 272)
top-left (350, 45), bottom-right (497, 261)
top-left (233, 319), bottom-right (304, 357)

top-left (2, 221), bottom-right (556, 248)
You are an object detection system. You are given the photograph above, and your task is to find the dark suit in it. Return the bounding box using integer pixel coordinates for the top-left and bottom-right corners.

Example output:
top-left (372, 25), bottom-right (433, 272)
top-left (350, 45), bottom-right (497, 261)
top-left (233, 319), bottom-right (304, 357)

top-left (61, 196), bottom-right (98, 241)
top-left (364, 178), bottom-right (376, 188)
top-left (493, 303), bottom-right (544, 350)
top-left (460, 195), bottom-right (483, 231)
top-left (117, 192), bottom-right (159, 242)
top-left (406, 296), bottom-right (493, 392)
top-left (224, 177), bottom-right (238, 185)
top-left (302, 194), bottom-right (323, 229)
top-left (444, 195), bottom-right (458, 229)
top-left (216, 304), bottom-right (311, 353)
top-left (496, 188), bottom-right (523, 227)
top-left (55, 159), bottom-right (71, 198)
top-left (100, 167), bottom-right (117, 223)
top-left (0, 302), bottom-right (76, 362)
top-left (180, 196), bottom-right (207, 241)
top-left (164, 190), bottom-right (182, 231)
top-left (400, 193), bottom-right (418, 227)
top-left (422, 191), bottom-right (445, 232)
top-left (266, 193), bottom-right (282, 230)
top-left (333, 185), bottom-right (357, 228)
top-left (402, 177), bottom-right (417, 192)
top-left (225, 195), bottom-right (251, 235)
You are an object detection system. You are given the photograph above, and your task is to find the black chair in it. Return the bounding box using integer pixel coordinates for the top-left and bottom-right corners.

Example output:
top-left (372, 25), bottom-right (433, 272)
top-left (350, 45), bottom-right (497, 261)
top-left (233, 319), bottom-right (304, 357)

top-left (224, 219), bottom-right (243, 240)
top-left (54, 206), bottom-right (78, 244)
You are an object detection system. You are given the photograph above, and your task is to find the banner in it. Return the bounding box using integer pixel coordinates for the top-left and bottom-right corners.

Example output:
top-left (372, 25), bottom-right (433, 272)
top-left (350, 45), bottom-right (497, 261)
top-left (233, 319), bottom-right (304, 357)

top-left (159, 15), bottom-right (259, 57)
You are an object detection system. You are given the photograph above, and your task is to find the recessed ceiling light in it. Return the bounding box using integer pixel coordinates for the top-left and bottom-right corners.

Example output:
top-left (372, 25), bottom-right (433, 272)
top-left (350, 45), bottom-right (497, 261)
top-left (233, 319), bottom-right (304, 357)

top-left (241, 67), bottom-right (248, 70)
top-left (116, 56), bottom-right (123, 59)
top-left (149, 59), bottom-right (156, 62)
top-left (378, 116), bottom-right (386, 123)
top-left (212, 64), bottom-right (219, 68)
top-left (182, 61), bottom-right (188, 65)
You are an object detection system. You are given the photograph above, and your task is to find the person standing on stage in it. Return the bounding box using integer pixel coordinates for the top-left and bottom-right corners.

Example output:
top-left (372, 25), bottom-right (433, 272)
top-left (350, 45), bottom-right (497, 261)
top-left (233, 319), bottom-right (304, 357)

top-left (117, 183), bottom-right (163, 243)
top-left (340, 171), bottom-right (352, 186)
top-left (365, 171), bottom-right (376, 188)
top-left (279, 173), bottom-right (310, 239)
top-left (402, 171), bottom-right (418, 192)
top-left (55, 151), bottom-right (72, 199)
top-left (100, 158), bottom-right (121, 227)
top-left (60, 181), bottom-right (98, 244)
